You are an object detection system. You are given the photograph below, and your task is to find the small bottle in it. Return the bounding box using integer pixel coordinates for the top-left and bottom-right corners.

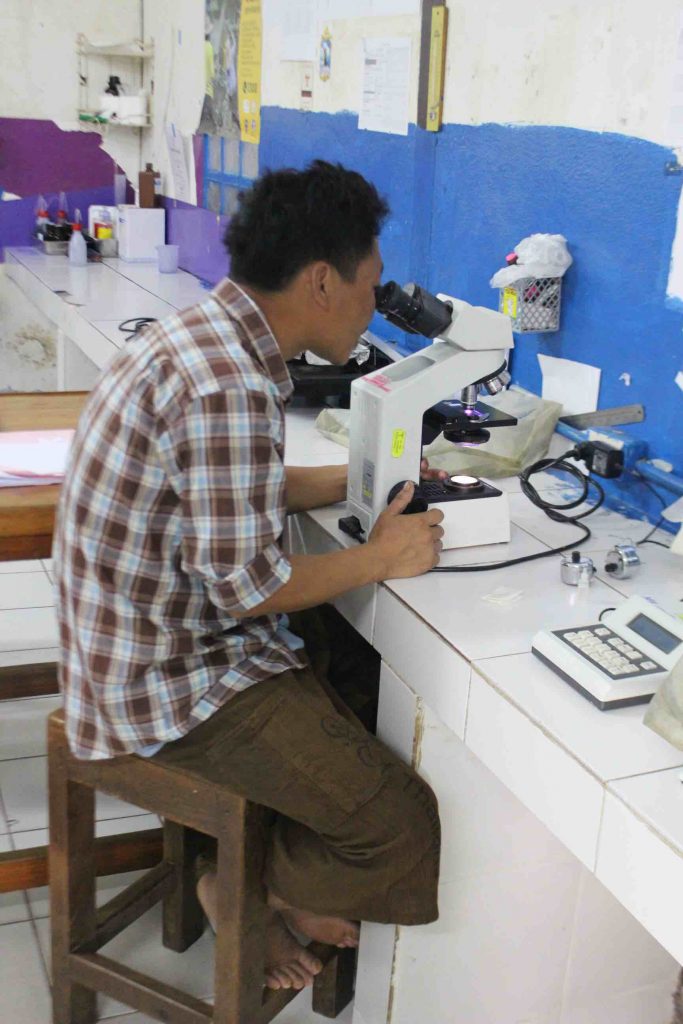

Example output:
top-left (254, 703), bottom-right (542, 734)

top-left (96, 208), bottom-right (113, 239)
top-left (56, 192), bottom-right (69, 224)
top-left (35, 194), bottom-right (49, 239)
top-left (138, 163), bottom-right (156, 208)
top-left (68, 208), bottom-right (88, 266)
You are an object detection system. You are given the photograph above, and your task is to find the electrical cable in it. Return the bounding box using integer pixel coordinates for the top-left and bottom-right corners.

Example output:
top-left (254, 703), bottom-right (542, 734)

top-left (429, 448), bottom-right (605, 573)
top-left (630, 469), bottom-right (671, 549)
top-left (118, 317), bottom-right (157, 337)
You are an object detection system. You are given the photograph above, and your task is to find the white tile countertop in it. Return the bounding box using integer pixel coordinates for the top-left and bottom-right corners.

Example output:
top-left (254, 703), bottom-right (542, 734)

top-left (284, 410), bottom-right (683, 972)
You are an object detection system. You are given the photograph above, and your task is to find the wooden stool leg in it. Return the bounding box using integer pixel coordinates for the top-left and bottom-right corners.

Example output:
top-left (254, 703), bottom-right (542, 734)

top-left (48, 721), bottom-right (97, 1024)
top-left (212, 800), bottom-right (267, 1024)
top-left (162, 820), bottom-right (205, 952)
top-left (312, 946), bottom-right (357, 1018)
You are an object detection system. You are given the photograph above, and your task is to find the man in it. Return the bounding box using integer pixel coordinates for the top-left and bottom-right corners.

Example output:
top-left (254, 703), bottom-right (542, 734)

top-left (54, 160), bottom-right (444, 992)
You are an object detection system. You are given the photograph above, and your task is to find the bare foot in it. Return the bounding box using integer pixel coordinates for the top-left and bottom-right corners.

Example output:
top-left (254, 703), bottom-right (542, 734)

top-left (264, 910), bottom-right (323, 991)
top-left (196, 869), bottom-right (323, 990)
top-left (268, 891), bottom-right (360, 949)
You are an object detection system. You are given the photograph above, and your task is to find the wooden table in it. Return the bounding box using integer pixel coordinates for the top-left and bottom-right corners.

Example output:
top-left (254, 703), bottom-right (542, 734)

top-left (0, 390), bottom-right (88, 560)
top-left (0, 391), bottom-right (162, 892)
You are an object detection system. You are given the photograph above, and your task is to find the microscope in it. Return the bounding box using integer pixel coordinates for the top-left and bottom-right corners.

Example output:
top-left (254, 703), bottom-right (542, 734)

top-left (346, 281), bottom-right (517, 549)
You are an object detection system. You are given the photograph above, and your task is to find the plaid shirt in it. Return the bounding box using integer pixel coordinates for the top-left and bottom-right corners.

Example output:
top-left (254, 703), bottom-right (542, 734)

top-left (53, 279), bottom-right (305, 760)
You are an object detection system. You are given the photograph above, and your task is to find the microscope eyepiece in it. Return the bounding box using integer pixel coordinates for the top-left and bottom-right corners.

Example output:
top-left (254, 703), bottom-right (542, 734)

top-left (374, 281), bottom-right (453, 338)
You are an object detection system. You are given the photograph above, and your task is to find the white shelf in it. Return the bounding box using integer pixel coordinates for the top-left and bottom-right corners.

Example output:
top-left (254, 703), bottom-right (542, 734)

top-left (76, 37), bottom-right (153, 59)
top-left (77, 111), bottom-right (152, 130)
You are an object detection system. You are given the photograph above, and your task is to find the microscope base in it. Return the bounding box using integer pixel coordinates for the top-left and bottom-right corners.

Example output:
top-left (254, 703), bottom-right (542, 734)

top-left (423, 482), bottom-right (510, 549)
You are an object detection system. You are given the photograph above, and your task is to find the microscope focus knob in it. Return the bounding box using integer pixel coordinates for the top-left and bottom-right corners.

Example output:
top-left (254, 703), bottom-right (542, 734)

top-left (386, 480), bottom-right (429, 514)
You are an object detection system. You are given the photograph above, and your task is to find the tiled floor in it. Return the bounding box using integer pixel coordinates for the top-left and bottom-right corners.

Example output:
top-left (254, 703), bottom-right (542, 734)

top-left (0, 562), bottom-right (351, 1024)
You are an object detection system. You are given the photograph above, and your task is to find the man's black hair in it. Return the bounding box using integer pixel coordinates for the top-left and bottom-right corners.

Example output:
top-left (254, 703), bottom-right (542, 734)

top-left (224, 159), bottom-right (389, 291)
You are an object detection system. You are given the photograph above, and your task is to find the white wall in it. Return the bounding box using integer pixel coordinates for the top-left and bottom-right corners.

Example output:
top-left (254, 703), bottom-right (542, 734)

top-left (1, 0), bottom-right (145, 188)
top-left (440, 0), bottom-right (683, 147)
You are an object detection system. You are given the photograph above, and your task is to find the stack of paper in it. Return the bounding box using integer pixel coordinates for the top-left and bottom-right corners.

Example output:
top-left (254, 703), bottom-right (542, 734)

top-left (0, 430), bottom-right (74, 488)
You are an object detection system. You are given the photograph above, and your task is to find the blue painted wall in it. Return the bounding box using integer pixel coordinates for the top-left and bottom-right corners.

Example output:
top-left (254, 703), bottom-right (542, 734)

top-left (174, 105), bottom-right (683, 523)
top-left (259, 108), bottom-right (683, 513)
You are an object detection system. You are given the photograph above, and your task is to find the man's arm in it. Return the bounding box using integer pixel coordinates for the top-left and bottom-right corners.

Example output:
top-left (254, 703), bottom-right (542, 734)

top-left (233, 481), bottom-right (444, 617)
top-left (285, 464), bottom-right (347, 513)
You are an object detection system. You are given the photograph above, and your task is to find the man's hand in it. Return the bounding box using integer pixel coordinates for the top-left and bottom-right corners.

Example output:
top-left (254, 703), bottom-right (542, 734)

top-left (420, 457), bottom-right (448, 482)
top-left (368, 481), bottom-right (444, 579)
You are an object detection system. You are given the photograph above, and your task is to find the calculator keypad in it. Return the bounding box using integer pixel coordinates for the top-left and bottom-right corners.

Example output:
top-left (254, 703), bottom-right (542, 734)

top-left (554, 625), bottom-right (664, 678)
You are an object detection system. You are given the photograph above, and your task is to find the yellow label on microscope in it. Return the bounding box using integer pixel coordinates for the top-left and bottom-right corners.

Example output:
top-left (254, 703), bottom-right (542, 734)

top-left (391, 429), bottom-right (406, 458)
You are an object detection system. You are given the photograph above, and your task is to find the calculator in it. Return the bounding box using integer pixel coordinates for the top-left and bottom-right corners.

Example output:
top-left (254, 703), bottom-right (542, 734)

top-left (532, 596), bottom-right (683, 710)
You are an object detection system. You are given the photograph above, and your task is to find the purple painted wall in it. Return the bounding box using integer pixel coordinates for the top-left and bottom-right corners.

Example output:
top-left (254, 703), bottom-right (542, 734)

top-left (163, 198), bottom-right (229, 284)
top-left (0, 118), bottom-right (121, 197)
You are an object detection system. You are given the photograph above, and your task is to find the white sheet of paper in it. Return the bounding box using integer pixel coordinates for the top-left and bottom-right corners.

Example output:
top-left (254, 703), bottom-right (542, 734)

top-left (358, 36), bottom-right (412, 136)
top-left (320, 0), bottom-right (419, 16)
top-left (166, 124), bottom-right (192, 204)
top-left (281, 0), bottom-right (318, 61)
top-left (538, 354), bottom-right (601, 415)
top-left (669, 12), bottom-right (683, 144)
top-left (0, 429), bottom-right (74, 481)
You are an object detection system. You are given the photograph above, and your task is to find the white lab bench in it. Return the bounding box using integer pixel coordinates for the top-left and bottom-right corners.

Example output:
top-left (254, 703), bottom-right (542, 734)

top-left (6, 246), bottom-right (683, 1024)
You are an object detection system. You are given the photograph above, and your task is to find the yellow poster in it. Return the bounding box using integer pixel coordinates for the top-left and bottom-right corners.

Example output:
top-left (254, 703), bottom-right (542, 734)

top-left (237, 0), bottom-right (262, 144)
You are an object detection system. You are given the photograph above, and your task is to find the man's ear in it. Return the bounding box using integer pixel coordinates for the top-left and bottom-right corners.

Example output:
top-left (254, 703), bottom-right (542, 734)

top-left (308, 261), bottom-right (333, 311)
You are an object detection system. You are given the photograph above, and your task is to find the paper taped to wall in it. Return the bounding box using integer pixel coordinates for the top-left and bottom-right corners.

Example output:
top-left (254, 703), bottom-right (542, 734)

top-left (538, 353), bottom-right (601, 415)
top-left (359, 36), bottom-right (412, 136)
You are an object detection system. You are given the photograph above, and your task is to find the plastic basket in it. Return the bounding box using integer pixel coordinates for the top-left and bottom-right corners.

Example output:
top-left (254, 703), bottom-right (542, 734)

top-left (499, 276), bottom-right (562, 333)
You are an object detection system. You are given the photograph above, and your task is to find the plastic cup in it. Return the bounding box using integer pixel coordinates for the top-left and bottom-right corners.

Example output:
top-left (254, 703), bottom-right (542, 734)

top-left (157, 243), bottom-right (179, 274)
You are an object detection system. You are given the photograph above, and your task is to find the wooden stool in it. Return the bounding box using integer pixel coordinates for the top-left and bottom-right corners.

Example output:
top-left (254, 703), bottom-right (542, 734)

top-left (47, 710), bottom-right (356, 1024)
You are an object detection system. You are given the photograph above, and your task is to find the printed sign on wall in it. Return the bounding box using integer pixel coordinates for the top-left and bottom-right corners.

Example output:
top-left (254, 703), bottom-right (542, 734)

top-left (238, 0), bottom-right (262, 143)
top-left (199, 0), bottom-right (242, 138)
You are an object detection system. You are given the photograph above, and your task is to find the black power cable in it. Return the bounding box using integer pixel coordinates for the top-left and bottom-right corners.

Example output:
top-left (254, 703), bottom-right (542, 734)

top-left (118, 317), bottom-right (157, 337)
top-left (430, 448), bottom-right (605, 573)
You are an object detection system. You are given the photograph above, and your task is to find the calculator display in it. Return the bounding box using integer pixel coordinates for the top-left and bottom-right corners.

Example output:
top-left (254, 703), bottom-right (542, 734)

top-left (627, 613), bottom-right (681, 655)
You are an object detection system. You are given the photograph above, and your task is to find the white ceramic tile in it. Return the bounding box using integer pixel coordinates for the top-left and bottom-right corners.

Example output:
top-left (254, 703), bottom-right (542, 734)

top-left (103, 994), bottom-right (354, 1024)
top-left (0, 607), bottom-right (58, 652)
top-left (0, 834), bottom-right (31, 925)
top-left (0, 694), bottom-right (62, 761)
top-left (609, 767), bottom-right (683, 859)
top-left (40, 559), bottom-right (53, 573)
top-left (387, 858), bottom-right (579, 1024)
top-left (509, 493), bottom-right (652, 555)
top-left (297, 512), bottom-right (376, 642)
top-left (596, 792), bottom-right (683, 965)
top-left (594, 540), bottom-right (683, 614)
top-left (1, 756), bottom-right (149, 835)
top-left (285, 408), bottom-right (349, 467)
top-left (560, 868), bottom-right (678, 1023)
top-left (560, 983), bottom-right (677, 1024)
top-left (465, 669), bottom-right (604, 869)
top-left (0, 560), bottom-right (44, 573)
top-left (375, 588), bottom-right (471, 739)
top-left (0, 572), bottom-right (54, 610)
top-left (0, 920), bottom-right (52, 1024)
top-left (473, 653), bottom-right (683, 781)
top-left (385, 554), bottom-right (621, 661)
top-left (419, 702), bottom-right (579, 887)
top-left (0, 645), bottom-right (58, 668)
top-left (376, 662), bottom-right (419, 763)
top-left (352, 922), bottom-right (395, 1024)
